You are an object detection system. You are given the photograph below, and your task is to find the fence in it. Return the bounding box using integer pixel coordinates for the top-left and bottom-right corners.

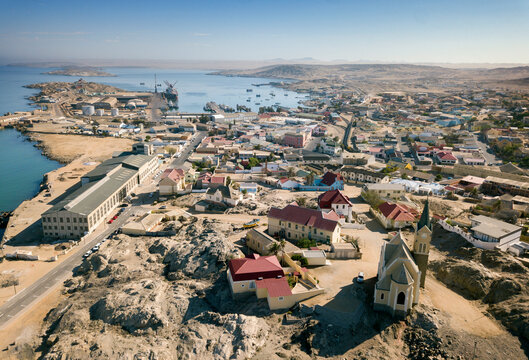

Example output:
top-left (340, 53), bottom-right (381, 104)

top-left (438, 219), bottom-right (496, 250)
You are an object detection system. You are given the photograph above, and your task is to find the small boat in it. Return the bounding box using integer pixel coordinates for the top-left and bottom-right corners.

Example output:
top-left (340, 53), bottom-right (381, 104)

top-left (243, 218), bottom-right (260, 228)
top-left (255, 102), bottom-right (261, 105)
top-left (246, 98), bottom-right (251, 102)
top-left (140, 82), bottom-right (145, 86)
top-left (256, 94), bottom-right (261, 97)
top-left (246, 89), bottom-right (253, 92)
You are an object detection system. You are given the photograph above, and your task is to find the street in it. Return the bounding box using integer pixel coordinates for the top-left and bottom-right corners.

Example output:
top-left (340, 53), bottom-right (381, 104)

top-left (171, 131), bottom-right (207, 167)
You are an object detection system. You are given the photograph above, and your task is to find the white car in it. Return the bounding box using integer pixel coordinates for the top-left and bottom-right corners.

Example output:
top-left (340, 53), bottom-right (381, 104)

top-left (83, 250), bottom-right (92, 258)
top-left (356, 272), bottom-right (364, 284)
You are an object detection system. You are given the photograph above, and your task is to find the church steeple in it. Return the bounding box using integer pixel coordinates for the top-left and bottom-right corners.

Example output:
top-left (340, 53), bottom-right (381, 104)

top-left (417, 198), bottom-right (431, 231)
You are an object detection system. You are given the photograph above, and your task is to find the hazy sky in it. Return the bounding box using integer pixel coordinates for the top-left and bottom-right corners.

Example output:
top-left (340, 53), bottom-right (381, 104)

top-left (1, 0), bottom-right (528, 64)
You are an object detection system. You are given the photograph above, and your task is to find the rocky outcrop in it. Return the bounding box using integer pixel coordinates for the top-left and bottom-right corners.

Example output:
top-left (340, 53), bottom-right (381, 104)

top-left (431, 247), bottom-right (529, 343)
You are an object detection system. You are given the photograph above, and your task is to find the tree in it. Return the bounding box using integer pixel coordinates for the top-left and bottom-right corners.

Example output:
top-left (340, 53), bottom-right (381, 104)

top-left (269, 239), bottom-right (286, 255)
top-left (305, 172), bottom-right (315, 185)
top-left (165, 147), bottom-right (177, 157)
top-left (435, 174), bottom-right (443, 181)
top-left (199, 114), bottom-right (210, 124)
top-left (401, 173), bottom-right (409, 179)
top-left (296, 238), bottom-right (316, 249)
top-left (287, 167), bottom-right (295, 177)
top-left (145, 135), bottom-right (151, 141)
top-left (295, 197), bottom-right (307, 207)
top-left (226, 176), bottom-right (231, 186)
top-left (362, 190), bottom-right (384, 209)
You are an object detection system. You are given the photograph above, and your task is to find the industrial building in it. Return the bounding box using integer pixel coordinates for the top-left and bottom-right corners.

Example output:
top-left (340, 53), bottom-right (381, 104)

top-left (41, 154), bottom-right (158, 239)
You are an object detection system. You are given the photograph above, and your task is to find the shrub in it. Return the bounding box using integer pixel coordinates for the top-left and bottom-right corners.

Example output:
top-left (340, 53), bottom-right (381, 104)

top-left (296, 238), bottom-right (316, 249)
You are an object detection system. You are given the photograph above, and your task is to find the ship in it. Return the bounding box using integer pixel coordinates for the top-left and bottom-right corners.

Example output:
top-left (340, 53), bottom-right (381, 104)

top-left (161, 80), bottom-right (179, 103)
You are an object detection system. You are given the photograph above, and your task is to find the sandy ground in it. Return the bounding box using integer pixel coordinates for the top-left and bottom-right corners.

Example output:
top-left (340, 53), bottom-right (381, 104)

top-left (0, 286), bottom-right (64, 354)
top-left (28, 127), bottom-right (134, 163)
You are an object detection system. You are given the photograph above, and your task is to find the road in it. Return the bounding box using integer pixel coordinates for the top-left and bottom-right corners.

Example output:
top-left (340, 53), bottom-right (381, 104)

top-left (171, 131), bottom-right (207, 167)
top-left (0, 206), bottom-right (138, 329)
top-left (473, 134), bottom-right (501, 165)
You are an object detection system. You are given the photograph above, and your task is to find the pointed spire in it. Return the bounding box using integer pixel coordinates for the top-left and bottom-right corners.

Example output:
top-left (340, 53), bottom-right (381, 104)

top-left (418, 198), bottom-right (431, 230)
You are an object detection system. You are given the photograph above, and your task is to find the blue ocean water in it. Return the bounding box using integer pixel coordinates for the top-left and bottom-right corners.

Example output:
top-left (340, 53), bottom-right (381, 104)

top-left (0, 65), bottom-right (306, 214)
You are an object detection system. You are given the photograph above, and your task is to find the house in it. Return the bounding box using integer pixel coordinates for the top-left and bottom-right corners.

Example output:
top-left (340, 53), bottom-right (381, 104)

top-left (228, 254), bottom-right (284, 294)
top-left (469, 215), bottom-right (522, 251)
top-left (121, 212), bottom-right (165, 236)
top-left (204, 185), bottom-right (241, 207)
top-left (374, 202), bottom-right (417, 229)
top-left (158, 168), bottom-right (186, 195)
top-left (268, 204), bottom-right (342, 243)
top-left (246, 229), bottom-right (301, 256)
top-left (340, 166), bottom-right (389, 184)
top-left (227, 254), bottom-right (323, 310)
top-left (435, 151), bottom-right (457, 165)
top-left (363, 183), bottom-right (405, 202)
top-left (277, 178), bottom-right (300, 190)
top-left (374, 202), bottom-right (432, 317)
top-left (300, 171), bottom-right (344, 191)
top-left (283, 132), bottom-right (309, 148)
top-left (317, 189), bottom-right (353, 222)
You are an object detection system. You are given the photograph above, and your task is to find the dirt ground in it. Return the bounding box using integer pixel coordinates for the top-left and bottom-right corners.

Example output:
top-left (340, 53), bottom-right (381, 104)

top-left (0, 286), bottom-right (64, 354)
top-left (28, 127), bottom-right (134, 163)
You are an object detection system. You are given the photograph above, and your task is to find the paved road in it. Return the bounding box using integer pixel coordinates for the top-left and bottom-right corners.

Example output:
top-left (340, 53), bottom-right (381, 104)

top-left (473, 134), bottom-right (501, 165)
top-left (171, 131), bottom-right (207, 167)
top-left (0, 206), bottom-right (137, 329)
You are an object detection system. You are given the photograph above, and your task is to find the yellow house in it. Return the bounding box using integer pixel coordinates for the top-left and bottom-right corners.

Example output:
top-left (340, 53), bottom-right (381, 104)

top-left (267, 204), bottom-right (342, 244)
top-left (373, 200), bottom-right (432, 317)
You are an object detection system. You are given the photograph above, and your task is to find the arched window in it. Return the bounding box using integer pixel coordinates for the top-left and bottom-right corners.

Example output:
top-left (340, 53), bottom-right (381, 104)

top-left (397, 292), bottom-right (405, 305)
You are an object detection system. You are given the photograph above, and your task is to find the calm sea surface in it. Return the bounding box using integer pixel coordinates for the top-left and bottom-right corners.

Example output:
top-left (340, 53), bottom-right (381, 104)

top-left (0, 66), bottom-right (306, 214)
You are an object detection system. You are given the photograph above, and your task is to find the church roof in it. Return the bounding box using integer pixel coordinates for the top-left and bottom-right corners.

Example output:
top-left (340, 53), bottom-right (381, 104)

top-left (392, 263), bottom-right (414, 285)
top-left (417, 199), bottom-right (431, 231)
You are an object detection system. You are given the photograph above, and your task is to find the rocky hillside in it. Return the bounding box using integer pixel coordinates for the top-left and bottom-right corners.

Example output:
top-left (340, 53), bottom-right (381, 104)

top-left (430, 233), bottom-right (529, 346)
top-left (8, 218), bottom-right (528, 359)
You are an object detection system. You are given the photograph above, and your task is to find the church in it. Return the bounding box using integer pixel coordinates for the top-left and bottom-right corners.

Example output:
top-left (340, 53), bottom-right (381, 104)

top-left (373, 200), bottom-right (432, 317)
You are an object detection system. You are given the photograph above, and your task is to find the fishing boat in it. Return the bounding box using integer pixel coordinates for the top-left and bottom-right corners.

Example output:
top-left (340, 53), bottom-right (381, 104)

top-left (243, 218), bottom-right (260, 229)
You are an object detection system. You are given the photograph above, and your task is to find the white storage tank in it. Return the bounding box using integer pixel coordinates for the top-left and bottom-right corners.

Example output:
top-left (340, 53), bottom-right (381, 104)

top-left (82, 105), bottom-right (95, 116)
top-left (111, 108), bottom-right (119, 116)
top-left (95, 109), bottom-right (105, 116)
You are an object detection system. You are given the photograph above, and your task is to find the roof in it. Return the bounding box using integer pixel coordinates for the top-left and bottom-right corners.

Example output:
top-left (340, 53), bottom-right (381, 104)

top-left (320, 172), bottom-right (343, 186)
top-left (268, 204), bottom-right (340, 232)
top-left (256, 277), bottom-right (292, 297)
top-left (378, 202), bottom-right (416, 222)
top-left (210, 176), bottom-right (225, 184)
top-left (44, 166), bottom-right (137, 216)
top-left (366, 183), bottom-right (405, 191)
top-left (471, 215), bottom-right (521, 238)
top-left (436, 151), bottom-right (457, 161)
top-left (161, 168), bottom-right (184, 183)
top-left (229, 255), bottom-right (284, 282)
top-left (392, 263), bottom-right (414, 285)
top-left (318, 189), bottom-right (352, 208)
top-left (206, 185), bottom-right (233, 198)
top-left (417, 199), bottom-right (431, 230)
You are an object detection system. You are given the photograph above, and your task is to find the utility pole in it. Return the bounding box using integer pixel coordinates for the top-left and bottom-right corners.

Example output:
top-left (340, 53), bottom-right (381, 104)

top-left (13, 284), bottom-right (17, 295)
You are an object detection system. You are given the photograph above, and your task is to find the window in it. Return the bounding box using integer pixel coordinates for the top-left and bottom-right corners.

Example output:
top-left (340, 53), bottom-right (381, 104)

top-left (397, 292), bottom-right (405, 305)
top-left (288, 223), bottom-right (291, 228)
top-left (59, 218), bottom-right (63, 223)
top-left (73, 218), bottom-right (77, 223)
top-left (380, 293), bottom-right (384, 300)
top-left (66, 218), bottom-right (70, 223)
top-left (61, 226), bottom-right (64, 230)
top-left (295, 225), bottom-right (298, 230)
top-left (278, 297), bottom-right (284, 301)
top-left (249, 281), bottom-right (256, 289)
top-left (67, 226), bottom-right (71, 230)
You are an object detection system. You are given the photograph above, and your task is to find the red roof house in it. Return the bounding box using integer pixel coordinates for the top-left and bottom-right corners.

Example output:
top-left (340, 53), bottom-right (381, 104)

top-left (256, 277), bottom-right (292, 297)
top-left (376, 202), bottom-right (418, 229)
top-left (318, 189), bottom-right (352, 209)
top-left (228, 254), bottom-right (283, 282)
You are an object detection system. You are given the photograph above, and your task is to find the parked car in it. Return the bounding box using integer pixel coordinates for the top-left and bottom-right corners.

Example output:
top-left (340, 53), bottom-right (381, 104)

top-left (356, 272), bottom-right (364, 283)
top-left (108, 219), bottom-right (113, 224)
top-left (159, 205), bottom-right (167, 209)
top-left (83, 250), bottom-right (92, 258)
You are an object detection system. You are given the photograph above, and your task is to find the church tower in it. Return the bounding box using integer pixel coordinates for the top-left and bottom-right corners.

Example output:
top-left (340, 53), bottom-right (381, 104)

top-left (413, 199), bottom-right (432, 288)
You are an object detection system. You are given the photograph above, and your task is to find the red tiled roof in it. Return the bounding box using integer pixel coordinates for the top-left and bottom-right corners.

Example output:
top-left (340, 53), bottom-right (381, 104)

top-left (229, 255), bottom-right (283, 282)
top-left (161, 168), bottom-right (184, 183)
top-left (436, 151), bottom-right (457, 161)
top-left (318, 189), bottom-right (352, 209)
top-left (378, 202), bottom-right (416, 222)
top-left (210, 176), bottom-right (225, 184)
top-left (268, 204), bottom-right (339, 232)
top-left (256, 277), bottom-right (292, 297)
top-left (320, 172), bottom-right (343, 186)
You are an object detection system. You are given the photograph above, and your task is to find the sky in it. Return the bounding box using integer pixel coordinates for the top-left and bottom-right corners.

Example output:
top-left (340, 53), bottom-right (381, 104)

top-left (1, 0), bottom-right (529, 64)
